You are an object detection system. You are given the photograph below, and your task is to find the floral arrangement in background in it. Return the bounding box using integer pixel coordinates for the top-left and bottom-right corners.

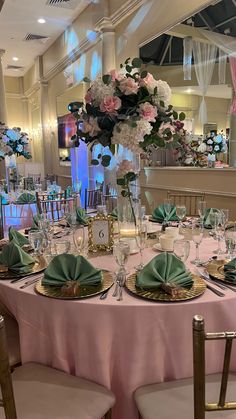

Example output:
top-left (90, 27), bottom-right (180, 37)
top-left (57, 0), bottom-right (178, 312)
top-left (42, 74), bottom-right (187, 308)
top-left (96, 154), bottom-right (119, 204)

top-left (70, 57), bottom-right (185, 167)
top-left (202, 131), bottom-right (226, 155)
top-left (0, 125), bottom-right (31, 160)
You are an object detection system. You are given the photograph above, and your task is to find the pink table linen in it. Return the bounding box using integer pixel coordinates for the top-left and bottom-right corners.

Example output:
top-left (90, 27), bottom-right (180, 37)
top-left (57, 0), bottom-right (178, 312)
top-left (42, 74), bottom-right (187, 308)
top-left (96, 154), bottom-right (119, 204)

top-left (3, 203), bottom-right (37, 232)
top-left (0, 238), bottom-right (236, 419)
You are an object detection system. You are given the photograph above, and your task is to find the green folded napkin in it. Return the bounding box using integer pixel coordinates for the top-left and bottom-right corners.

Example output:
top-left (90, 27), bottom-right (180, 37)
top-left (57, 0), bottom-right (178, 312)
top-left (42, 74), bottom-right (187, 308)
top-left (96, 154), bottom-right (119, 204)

top-left (223, 259), bottom-right (236, 283)
top-left (136, 253), bottom-right (193, 290)
top-left (110, 207), bottom-right (118, 220)
top-left (203, 208), bottom-right (221, 229)
top-left (152, 204), bottom-right (179, 223)
top-left (9, 227), bottom-right (29, 247)
top-left (42, 254), bottom-right (102, 286)
top-left (65, 186), bottom-right (73, 199)
top-left (0, 241), bottom-right (35, 273)
top-left (16, 192), bottom-right (36, 204)
top-left (76, 208), bottom-right (88, 225)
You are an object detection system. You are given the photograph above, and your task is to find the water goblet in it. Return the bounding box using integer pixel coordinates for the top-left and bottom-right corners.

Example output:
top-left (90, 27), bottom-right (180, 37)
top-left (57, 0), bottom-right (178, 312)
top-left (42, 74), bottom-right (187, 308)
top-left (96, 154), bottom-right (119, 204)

top-left (198, 201), bottom-right (207, 221)
top-left (225, 224), bottom-right (236, 259)
top-left (113, 241), bottom-right (130, 299)
top-left (135, 223), bottom-right (147, 271)
top-left (220, 209), bottom-right (229, 229)
top-left (28, 231), bottom-right (44, 256)
top-left (213, 221), bottom-right (225, 255)
top-left (73, 226), bottom-right (85, 254)
top-left (173, 239), bottom-right (190, 263)
top-left (176, 205), bottom-right (186, 229)
top-left (191, 221), bottom-right (204, 266)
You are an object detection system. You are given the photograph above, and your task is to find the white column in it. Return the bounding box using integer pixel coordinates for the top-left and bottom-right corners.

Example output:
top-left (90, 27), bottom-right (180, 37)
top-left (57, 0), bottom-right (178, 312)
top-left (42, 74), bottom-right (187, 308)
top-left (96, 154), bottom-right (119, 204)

top-left (39, 80), bottom-right (52, 175)
top-left (101, 29), bottom-right (116, 73)
top-left (0, 49), bottom-right (7, 124)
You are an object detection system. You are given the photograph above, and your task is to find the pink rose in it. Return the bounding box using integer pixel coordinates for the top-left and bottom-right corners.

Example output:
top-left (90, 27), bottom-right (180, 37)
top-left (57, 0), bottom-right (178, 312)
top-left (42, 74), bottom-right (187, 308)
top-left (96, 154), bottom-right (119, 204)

top-left (85, 91), bottom-right (93, 104)
top-left (116, 159), bottom-right (135, 177)
top-left (83, 117), bottom-right (100, 137)
top-left (109, 69), bottom-right (122, 81)
top-left (119, 78), bottom-right (139, 95)
top-left (100, 96), bottom-right (121, 114)
top-left (158, 122), bottom-right (175, 142)
top-left (138, 102), bottom-right (157, 122)
top-left (139, 72), bottom-right (155, 87)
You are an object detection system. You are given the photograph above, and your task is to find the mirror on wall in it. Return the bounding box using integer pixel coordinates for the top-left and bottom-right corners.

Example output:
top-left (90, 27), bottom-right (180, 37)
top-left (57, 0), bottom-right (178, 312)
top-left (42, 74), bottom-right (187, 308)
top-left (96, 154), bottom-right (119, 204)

top-left (139, 0), bottom-right (234, 166)
top-left (56, 84), bottom-right (84, 166)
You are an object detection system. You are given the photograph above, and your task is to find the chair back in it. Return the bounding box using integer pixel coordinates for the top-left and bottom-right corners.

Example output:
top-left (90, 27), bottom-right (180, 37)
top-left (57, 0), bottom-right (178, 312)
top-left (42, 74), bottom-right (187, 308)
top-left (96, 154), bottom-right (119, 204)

top-left (167, 191), bottom-right (205, 216)
top-left (84, 189), bottom-right (103, 211)
top-left (24, 177), bottom-right (35, 191)
top-left (0, 315), bottom-right (17, 419)
top-left (0, 197), bottom-right (4, 240)
top-left (104, 195), bottom-right (117, 213)
top-left (193, 315), bottom-right (236, 418)
top-left (36, 192), bottom-right (75, 221)
top-left (28, 173), bottom-right (41, 183)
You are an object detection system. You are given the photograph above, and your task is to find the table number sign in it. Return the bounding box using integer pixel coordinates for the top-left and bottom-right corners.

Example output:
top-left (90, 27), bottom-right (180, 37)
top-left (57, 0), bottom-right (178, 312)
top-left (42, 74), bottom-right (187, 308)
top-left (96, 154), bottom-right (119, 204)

top-left (88, 214), bottom-right (114, 252)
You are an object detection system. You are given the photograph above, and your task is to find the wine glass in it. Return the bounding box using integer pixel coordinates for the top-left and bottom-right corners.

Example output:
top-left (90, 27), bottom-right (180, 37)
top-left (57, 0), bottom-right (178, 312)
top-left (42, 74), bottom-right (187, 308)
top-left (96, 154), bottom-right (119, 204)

top-left (28, 231), bottom-right (44, 256)
top-left (213, 215), bottom-right (225, 255)
top-left (225, 223), bottom-right (236, 259)
top-left (135, 223), bottom-right (147, 271)
top-left (54, 240), bottom-right (71, 255)
top-left (173, 239), bottom-right (190, 262)
top-left (113, 241), bottom-right (130, 300)
top-left (176, 205), bottom-right (186, 229)
top-left (191, 221), bottom-right (204, 266)
top-left (73, 226), bottom-right (85, 254)
top-left (163, 198), bottom-right (172, 223)
top-left (220, 209), bottom-right (229, 229)
top-left (198, 201), bottom-right (207, 221)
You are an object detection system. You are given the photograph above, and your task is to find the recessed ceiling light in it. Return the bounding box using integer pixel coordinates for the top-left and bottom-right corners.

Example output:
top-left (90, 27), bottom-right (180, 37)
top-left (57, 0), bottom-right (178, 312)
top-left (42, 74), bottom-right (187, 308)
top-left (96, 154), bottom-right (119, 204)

top-left (186, 88), bottom-right (193, 94)
top-left (12, 57), bottom-right (19, 61)
top-left (38, 18), bottom-right (46, 24)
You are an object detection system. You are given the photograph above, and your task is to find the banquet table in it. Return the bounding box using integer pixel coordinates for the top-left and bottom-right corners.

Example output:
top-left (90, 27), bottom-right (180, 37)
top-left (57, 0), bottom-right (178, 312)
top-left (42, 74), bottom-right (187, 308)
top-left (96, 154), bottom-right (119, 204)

top-left (3, 202), bottom-right (37, 231)
top-left (0, 235), bottom-right (236, 419)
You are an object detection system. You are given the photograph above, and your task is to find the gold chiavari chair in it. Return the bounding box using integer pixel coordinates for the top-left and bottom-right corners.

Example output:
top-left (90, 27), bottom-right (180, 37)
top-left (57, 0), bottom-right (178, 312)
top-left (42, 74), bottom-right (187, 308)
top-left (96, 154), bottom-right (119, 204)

top-left (167, 191), bottom-right (205, 216)
top-left (36, 192), bottom-right (74, 221)
top-left (135, 315), bottom-right (236, 419)
top-left (0, 315), bottom-right (115, 419)
top-left (84, 188), bottom-right (103, 212)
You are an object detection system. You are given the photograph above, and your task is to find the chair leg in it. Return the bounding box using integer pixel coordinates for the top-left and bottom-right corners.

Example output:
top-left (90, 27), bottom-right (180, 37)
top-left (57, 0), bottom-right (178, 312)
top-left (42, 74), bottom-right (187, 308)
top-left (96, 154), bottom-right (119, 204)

top-left (104, 409), bottom-right (112, 419)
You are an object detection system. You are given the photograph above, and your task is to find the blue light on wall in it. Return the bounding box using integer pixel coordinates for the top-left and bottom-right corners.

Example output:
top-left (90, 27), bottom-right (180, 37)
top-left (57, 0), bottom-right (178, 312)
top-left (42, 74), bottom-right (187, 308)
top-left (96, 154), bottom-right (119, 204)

top-left (70, 143), bottom-right (88, 208)
top-left (90, 51), bottom-right (102, 80)
top-left (74, 54), bottom-right (86, 83)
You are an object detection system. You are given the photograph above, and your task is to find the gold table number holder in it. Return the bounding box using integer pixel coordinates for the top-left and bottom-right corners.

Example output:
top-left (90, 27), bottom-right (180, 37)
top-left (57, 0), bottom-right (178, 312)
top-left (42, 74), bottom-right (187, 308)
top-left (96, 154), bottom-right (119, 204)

top-left (88, 214), bottom-right (114, 253)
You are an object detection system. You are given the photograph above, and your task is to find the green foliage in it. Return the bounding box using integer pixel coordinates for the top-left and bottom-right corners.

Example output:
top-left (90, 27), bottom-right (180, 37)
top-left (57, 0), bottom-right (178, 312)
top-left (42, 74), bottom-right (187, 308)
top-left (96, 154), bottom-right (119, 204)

top-left (102, 74), bottom-right (112, 85)
top-left (140, 70), bottom-right (148, 78)
top-left (101, 155), bottom-right (111, 167)
top-left (179, 112), bottom-right (186, 121)
top-left (132, 57), bottom-right (143, 68)
top-left (91, 159), bottom-right (99, 166)
top-left (83, 77), bottom-right (91, 83)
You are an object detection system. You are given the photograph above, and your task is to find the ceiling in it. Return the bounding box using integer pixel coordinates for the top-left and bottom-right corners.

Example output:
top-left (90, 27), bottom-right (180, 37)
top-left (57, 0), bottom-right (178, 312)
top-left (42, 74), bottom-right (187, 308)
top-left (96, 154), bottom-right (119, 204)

top-left (140, 0), bottom-right (236, 66)
top-left (0, 0), bottom-right (91, 77)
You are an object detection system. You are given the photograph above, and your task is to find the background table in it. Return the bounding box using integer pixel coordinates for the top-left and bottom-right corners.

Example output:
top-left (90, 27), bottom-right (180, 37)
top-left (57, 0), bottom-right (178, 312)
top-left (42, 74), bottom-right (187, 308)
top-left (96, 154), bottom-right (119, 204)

top-left (0, 238), bottom-right (236, 419)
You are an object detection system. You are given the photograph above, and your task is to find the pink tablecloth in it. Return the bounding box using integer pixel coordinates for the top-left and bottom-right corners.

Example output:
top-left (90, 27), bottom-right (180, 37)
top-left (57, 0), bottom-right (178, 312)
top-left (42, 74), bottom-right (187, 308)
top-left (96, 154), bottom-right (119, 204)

top-left (3, 203), bottom-right (37, 233)
top-left (0, 238), bottom-right (236, 419)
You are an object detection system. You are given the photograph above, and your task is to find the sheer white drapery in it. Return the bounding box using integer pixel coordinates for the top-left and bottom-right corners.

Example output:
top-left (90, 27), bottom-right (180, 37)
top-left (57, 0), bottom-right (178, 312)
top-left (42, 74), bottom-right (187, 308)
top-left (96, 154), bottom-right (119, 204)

top-left (183, 36), bottom-right (193, 80)
top-left (199, 29), bottom-right (236, 56)
top-left (193, 41), bottom-right (217, 125)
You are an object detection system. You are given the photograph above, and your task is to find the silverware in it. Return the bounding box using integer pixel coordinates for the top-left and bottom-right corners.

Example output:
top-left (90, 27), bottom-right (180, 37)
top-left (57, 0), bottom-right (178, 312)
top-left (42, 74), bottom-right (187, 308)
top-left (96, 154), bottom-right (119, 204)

top-left (19, 278), bottom-right (40, 289)
top-left (206, 283), bottom-right (225, 297)
top-left (117, 286), bottom-right (123, 301)
top-left (99, 284), bottom-right (114, 300)
top-left (11, 272), bottom-right (43, 284)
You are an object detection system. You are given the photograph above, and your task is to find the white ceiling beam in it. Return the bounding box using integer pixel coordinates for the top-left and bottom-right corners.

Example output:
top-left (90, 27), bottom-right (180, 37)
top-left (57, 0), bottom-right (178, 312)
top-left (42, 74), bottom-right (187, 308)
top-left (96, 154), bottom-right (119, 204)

top-left (166, 23), bottom-right (211, 43)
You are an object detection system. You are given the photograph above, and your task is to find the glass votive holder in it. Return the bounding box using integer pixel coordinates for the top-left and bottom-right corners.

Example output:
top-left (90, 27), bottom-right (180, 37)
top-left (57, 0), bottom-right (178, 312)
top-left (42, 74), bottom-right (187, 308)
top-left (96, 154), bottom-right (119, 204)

top-left (54, 241), bottom-right (71, 255)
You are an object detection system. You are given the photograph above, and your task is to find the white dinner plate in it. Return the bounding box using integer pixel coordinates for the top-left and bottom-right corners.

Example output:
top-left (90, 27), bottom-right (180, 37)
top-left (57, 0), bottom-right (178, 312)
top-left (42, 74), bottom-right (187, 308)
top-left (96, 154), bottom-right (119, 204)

top-left (153, 243), bottom-right (173, 252)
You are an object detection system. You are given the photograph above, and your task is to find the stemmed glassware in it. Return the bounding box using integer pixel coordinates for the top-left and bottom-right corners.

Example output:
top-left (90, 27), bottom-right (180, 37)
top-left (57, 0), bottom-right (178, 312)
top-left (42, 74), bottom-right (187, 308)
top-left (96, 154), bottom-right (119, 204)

top-left (73, 227), bottom-right (85, 255)
top-left (176, 205), bottom-right (186, 229)
top-left (225, 224), bottom-right (236, 259)
top-left (135, 223), bottom-right (147, 271)
top-left (163, 198), bottom-right (172, 224)
top-left (28, 231), bottom-right (44, 257)
top-left (173, 239), bottom-right (190, 262)
top-left (191, 220), bottom-right (204, 266)
top-left (198, 201), bottom-right (207, 222)
top-left (113, 241), bottom-right (130, 300)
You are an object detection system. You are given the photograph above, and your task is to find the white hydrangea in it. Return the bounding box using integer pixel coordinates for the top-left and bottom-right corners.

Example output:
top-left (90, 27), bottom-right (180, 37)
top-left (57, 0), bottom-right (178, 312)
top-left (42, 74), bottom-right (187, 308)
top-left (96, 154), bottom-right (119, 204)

top-left (89, 78), bottom-right (115, 105)
top-left (112, 119), bottom-right (152, 152)
top-left (197, 143), bottom-right (207, 153)
top-left (148, 80), bottom-right (172, 107)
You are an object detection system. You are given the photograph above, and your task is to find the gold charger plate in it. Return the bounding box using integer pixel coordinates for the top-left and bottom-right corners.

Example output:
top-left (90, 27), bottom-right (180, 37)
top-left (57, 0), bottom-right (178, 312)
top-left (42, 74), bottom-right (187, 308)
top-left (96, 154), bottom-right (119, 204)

top-left (205, 259), bottom-right (236, 285)
top-left (0, 255), bottom-right (47, 280)
top-left (125, 274), bottom-right (206, 302)
top-left (35, 271), bottom-right (113, 300)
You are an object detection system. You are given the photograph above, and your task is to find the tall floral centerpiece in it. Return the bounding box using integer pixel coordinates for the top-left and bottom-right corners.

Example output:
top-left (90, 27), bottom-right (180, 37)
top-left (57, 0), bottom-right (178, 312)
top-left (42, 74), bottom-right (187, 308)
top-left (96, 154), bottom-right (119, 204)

top-left (0, 126), bottom-right (31, 191)
top-left (70, 57), bottom-right (185, 233)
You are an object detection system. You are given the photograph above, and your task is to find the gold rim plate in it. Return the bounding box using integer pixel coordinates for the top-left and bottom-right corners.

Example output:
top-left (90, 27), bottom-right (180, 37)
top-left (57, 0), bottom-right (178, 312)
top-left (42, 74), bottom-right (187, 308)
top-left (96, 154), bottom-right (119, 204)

top-left (35, 271), bottom-right (113, 300)
top-left (205, 259), bottom-right (236, 285)
top-left (125, 274), bottom-right (206, 302)
top-left (0, 255), bottom-right (47, 279)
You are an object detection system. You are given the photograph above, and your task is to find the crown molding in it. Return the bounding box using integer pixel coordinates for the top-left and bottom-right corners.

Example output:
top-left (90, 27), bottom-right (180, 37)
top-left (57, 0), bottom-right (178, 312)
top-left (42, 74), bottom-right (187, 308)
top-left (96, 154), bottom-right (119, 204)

top-left (110, 0), bottom-right (146, 26)
top-left (6, 92), bottom-right (23, 99)
top-left (24, 81), bottom-right (40, 98)
top-left (42, 34), bottom-right (101, 82)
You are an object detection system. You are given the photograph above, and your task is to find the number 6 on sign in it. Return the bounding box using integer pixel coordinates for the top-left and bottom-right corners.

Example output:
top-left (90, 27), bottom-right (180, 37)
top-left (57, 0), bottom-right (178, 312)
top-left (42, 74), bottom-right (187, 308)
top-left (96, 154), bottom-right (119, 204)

top-left (88, 214), bottom-right (114, 252)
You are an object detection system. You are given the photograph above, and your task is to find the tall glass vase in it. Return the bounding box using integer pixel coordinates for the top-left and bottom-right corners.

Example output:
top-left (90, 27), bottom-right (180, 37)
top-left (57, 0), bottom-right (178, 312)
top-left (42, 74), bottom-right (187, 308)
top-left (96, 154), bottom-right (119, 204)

top-left (116, 147), bottom-right (141, 238)
top-left (5, 154), bottom-right (17, 192)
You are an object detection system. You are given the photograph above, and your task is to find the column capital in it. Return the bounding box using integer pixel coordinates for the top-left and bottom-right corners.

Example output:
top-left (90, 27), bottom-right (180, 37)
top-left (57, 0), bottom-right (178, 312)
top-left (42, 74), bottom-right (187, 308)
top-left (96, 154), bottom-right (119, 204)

top-left (95, 17), bottom-right (114, 33)
top-left (0, 49), bottom-right (5, 58)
